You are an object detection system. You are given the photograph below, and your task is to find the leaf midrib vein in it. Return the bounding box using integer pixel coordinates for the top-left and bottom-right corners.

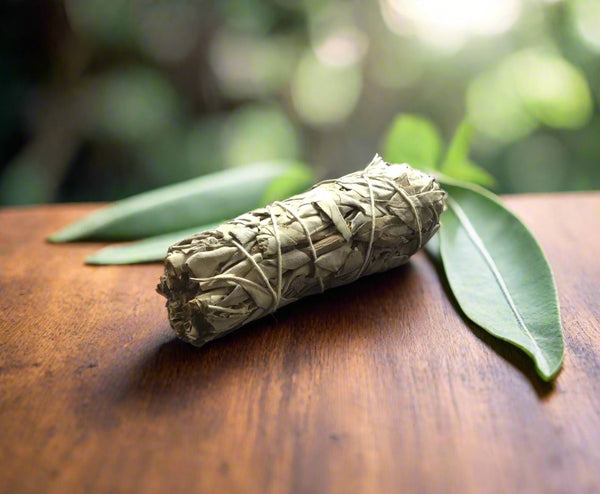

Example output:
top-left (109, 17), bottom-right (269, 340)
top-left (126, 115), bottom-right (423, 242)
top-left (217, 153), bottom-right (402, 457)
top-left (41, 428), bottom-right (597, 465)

top-left (447, 197), bottom-right (544, 363)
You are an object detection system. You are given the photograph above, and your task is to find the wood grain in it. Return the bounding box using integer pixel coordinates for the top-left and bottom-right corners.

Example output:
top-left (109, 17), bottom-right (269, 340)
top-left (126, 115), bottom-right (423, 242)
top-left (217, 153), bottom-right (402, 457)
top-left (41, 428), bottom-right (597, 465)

top-left (0, 193), bottom-right (599, 494)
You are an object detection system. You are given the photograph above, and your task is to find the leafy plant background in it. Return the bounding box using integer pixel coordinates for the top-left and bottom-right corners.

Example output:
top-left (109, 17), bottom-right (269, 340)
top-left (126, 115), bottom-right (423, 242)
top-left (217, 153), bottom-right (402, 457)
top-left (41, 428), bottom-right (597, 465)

top-left (1, 0), bottom-right (600, 206)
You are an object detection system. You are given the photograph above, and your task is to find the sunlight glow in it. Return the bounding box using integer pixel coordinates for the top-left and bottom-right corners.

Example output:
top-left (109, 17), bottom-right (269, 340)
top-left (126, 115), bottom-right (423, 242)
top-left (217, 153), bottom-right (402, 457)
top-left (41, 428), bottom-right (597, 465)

top-left (381, 0), bottom-right (521, 50)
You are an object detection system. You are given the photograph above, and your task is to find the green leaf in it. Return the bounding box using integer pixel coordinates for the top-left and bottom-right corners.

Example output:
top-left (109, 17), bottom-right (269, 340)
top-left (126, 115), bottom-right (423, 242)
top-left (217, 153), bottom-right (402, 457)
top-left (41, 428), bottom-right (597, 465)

top-left (49, 160), bottom-right (312, 242)
top-left (440, 121), bottom-right (495, 187)
top-left (85, 163), bottom-right (315, 265)
top-left (381, 114), bottom-right (442, 171)
top-left (444, 159), bottom-right (496, 188)
top-left (438, 177), bottom-right (564, 380)
top-left (261, 162), bottom-right (314, 204)
top-left (85, 224), bottom-right (219, 265)
top-left (440, 121), bottom-right (472, 172)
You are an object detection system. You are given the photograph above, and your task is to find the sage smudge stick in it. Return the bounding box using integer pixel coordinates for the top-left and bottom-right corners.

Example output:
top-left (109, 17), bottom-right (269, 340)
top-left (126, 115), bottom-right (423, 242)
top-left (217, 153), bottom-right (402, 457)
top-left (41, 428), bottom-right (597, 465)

top-left (157, 155), bottom-right (446, 347)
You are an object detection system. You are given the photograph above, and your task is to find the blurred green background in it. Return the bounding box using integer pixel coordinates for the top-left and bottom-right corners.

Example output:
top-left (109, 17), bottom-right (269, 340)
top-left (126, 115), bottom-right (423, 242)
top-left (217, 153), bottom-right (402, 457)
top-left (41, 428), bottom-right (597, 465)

top-left (1, 0), bottom-right (599, 206)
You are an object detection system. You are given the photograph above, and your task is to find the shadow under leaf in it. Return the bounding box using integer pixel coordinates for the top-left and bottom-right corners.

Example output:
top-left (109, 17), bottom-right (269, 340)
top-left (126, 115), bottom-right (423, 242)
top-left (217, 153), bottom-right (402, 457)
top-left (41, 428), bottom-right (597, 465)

top-left (425, 249), bottom-right (556, 399)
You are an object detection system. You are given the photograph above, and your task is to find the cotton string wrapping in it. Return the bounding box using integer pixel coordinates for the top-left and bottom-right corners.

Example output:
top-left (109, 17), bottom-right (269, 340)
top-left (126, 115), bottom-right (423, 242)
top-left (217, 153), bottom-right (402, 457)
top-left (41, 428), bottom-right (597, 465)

top-left (190, 171), bottom-right (379, 314)
top-left (157, 155), bottom-right (446, 347)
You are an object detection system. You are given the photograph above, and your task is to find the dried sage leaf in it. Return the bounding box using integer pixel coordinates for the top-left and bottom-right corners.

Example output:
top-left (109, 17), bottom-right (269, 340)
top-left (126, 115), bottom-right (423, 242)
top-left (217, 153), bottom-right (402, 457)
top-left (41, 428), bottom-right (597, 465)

top-left (157, 155), bottom-right (446, 347)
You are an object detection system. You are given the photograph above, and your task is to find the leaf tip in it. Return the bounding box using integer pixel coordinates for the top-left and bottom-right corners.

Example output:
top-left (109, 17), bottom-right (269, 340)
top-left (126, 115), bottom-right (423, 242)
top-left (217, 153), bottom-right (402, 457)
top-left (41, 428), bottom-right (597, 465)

top-left (47, 230), bottom-right (71, 243)
top-left (536, 343), bottom-right (564, 382)
top-left (84, 254), bottom-right (105, 265)
top-left (85, 248), bottom-right (124, 265)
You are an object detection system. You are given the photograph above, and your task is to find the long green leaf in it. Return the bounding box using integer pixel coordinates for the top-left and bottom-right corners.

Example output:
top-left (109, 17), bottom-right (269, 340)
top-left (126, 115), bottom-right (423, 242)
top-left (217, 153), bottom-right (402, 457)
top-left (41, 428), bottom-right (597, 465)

top-left (438, 178), bottom-right (564, 380)
top-left (381, 114), bottom-right (442, 172)
top-left (260, 162), bottom-right (315, 204)
top-left (440, 121), bottom-right (472, 172)
top-left (85, 224), bottom-right (219, 265)
top-left (49, 161), bottom-right (313, 242)
top-left (440, 121), bottom-right (495, 187)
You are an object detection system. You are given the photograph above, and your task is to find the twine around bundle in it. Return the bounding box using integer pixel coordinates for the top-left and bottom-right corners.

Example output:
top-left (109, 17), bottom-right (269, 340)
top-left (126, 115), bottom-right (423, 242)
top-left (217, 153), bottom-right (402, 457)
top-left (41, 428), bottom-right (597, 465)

top-left (157, 155), bottom-right (446, 347)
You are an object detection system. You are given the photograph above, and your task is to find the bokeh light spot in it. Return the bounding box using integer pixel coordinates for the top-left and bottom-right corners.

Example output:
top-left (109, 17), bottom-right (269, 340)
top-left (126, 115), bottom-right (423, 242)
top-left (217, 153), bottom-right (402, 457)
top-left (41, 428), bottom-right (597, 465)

top-left (210, 29), bottom-right (298, 99)
top-left (467, 68), bottom-right (537, 143)
top-left (135, 1), bottom-right (201, 63)
top-left (314, 26), bottom-right (368, 68)
top-left (511, 51), bottom-right (593, 129)
top-left (308, 3), bottom-right (368, 68)
top-left (467, 50), bottom-right (592, 142)
top-left (65, 0), bottom-right (133, 45)
top-left (222, 104), bottom-right (301, 167)
top-left (570, 0), bottom-right (600, 51)
top-left (291, 51), bottom-right (362, 128)
top-left (90, 67), bottom-right (181, 143)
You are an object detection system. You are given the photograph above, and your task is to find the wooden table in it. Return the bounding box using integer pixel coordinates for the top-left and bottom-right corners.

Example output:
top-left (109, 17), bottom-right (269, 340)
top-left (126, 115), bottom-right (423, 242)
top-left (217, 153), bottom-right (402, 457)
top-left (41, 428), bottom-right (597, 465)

top-left (1, 193), bottom-right (599, 494)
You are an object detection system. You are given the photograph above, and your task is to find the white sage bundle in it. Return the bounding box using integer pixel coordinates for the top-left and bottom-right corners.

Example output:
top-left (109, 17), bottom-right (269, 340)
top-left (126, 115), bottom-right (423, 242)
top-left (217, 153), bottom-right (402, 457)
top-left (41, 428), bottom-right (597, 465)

top-left (157, 155), bottom-right (446, 347)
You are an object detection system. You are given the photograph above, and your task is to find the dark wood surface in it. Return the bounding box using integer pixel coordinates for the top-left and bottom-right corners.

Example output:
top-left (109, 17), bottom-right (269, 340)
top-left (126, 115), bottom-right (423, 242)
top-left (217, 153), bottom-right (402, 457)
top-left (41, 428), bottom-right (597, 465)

top-left (0, 193), bottom-right (599, 494)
